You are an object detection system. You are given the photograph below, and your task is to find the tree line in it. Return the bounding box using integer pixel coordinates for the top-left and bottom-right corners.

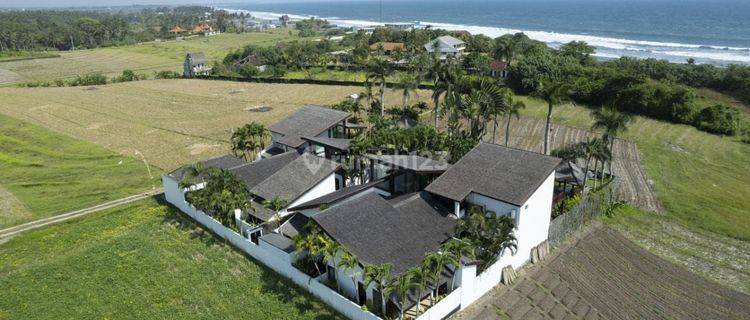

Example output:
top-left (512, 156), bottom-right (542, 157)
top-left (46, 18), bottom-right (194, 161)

top-left (0, 7), bottom-right (236, 51)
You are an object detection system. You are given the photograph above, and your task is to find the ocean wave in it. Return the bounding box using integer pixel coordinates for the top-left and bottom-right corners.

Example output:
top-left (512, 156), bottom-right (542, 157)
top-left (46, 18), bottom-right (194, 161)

top-left (221, 8), bottom-right (750, 64)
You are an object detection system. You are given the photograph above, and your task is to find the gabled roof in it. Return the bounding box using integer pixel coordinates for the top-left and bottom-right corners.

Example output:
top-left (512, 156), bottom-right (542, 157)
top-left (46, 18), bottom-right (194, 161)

top-left (289, 179), bottom-right (385, 211)
top-left (366, 154), bottom-right (450, 173)
top-left (230, 151), bottom-right (299, 190)
top-left (249, 153), bottom-right (341, 201)
top-left (425, 142), bottom-right (561, 206)
top-left (260, 233), bottom-right (295, 253)
top-left (424, 35), bottom-right (465, 53)
top-left (168, 154), bottom-right (245, 181)
top-left (555, 161), bottom-right (588, 186)
top-left (269, 105), bottom-right (350, 148)
top-left (313, 192), bottom-right (456, 275)
top-left (186, 52), bottom-right (208, 66)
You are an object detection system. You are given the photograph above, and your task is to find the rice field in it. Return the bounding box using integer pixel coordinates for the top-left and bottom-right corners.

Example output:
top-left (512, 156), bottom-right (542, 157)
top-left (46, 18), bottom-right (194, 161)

top-left (0, 30), bottom-right (297, 86)
top-left (0, 79), bottom-right (431, 171)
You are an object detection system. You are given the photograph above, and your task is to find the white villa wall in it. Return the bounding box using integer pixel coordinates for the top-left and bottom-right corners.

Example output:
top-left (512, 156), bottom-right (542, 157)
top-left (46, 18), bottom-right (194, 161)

top-left (515, 171), bottom-right (555, 266)
top-left (162, 174), bottom-right (380, 320)
top-left (466, 192), bottom-right (519, 223)
top-left (415, 287), bottom-right (462, 320)
top-left (286, 173), bottom-right (337, 212)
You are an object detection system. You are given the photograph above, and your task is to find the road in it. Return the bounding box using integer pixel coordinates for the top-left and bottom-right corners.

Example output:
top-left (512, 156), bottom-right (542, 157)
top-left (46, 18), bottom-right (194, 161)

top-left (0, 189), bottom-right (163, 242)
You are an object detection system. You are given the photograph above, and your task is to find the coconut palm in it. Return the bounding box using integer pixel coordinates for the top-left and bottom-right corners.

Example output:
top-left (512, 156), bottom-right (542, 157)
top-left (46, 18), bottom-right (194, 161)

top-left (534, 79), bottom-right (570, 155)
top-left (363, 263), bottom-right (393, 317)
top-left (395, 72), bottom-right (420, 109)
top-left (293, 233), bottom-right (324, 276)
top-left (422, 252), bottom-right (448, 305)
top-left (365, 57), bottom-right (394, 117)
top-left (178, 161), bottom-right (205, 188)
top-left (456, 207), bottom-right (517, 270)
top-left (591, 105), bottom-right (632, 176)
top-left (231, 122), bottom-right (269, 161)
top-left (262, 196), bottom-right (288, 229)
top-left (338, 251), bottom-right (362, 304)
top-left (441, 238), bottom-right (475, 290)
top-left (408, 267), bottom-right (428, 316)
top-left (320, 235), bottom-right (343, 293)
top-left (184, 167), bottom-right (251, 230)
top-left (390, 272), bottom-right (416, 320)
top-left (360, 81), bottom-right (375, 110)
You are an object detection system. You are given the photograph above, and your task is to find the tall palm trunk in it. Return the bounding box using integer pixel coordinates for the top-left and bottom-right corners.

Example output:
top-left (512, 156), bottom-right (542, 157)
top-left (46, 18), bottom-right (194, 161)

top-left (380, 81), bottom-right (386, 117)
top-left (582, 155), bottom-right (592, 189)
top-left (380, 286), bottom-right (387, 318)
top-left (505, 114), bottom-right (512, 146)
top-left (543, 101), bottom-right (553, 154)
top-left (433, 95), bottom-right (440, 129)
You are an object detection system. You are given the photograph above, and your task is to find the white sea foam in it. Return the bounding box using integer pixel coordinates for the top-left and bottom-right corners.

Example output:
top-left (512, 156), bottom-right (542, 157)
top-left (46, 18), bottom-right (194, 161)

top-left (222, 8), bottom-right (750, 64)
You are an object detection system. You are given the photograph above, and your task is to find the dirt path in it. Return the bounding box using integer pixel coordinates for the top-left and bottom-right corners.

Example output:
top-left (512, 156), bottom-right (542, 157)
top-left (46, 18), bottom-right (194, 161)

top-left (454, 223), bottom-right (750, 320)
top-left (486, 116), bottom-right (663, 212)
top-left (0, 189), bottom-right (162, 243)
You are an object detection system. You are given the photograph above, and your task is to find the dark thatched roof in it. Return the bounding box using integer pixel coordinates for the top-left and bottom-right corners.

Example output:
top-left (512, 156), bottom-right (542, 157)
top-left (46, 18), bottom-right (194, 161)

top-left (425, 142), bottom-right (561, 206)
top-left (260, 233), bottom-right (296, 253)
top-left (269, 105), bottom-right (350, 148)
top-left (313, 192), bottom-right (456, 275)
top-left (230, 151), bottom-right (299, 190)
top-left (249, 153), bottom-right (341, 201)
top-left (279, 213), bottom-right (311, 239)
top-left (303, 136), bottom-right (351, 151)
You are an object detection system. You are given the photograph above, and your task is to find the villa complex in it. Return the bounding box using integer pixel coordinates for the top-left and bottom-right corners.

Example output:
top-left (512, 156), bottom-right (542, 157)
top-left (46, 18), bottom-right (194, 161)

top-left (163, 105), bottom-right (562, 320)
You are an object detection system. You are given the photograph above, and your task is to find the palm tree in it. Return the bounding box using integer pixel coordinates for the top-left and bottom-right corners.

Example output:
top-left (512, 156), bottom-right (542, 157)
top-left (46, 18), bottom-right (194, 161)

top-left (442, 238), bottom-right (475, 290)
top-left (502, 91), bottom-right (525, 146)
top-left (456, 207), bottom-right (517, 270)
top-left (338, 251), bottom-right (362, 304)
top-left (591, 105), bottom-right (632, 176)
top-left (178, 161), bottom-right (205, 188)
top-left (391, 272), bottom-right (416, 320)
top-left (365, 57), bottom-right (393, 117)
top-left (262, 196), bottom-right (288, 229)
top-left (293, 233), bottom-right (323, 276)
top-left (360, 81), bottom-right (375, 111)
top-left (581, 137), bottom-right (604, 188)
top-left (395, 72), bottom-right (419, 109)
top-left (408, 267), bottom-right (428, 316)
top-left (185, 167), bottom-right (251, 230)
top-left (231, 122), bottom-right (269, 161)
top-left (422, 252), bottom-right (448, 305)
top-left (320, 235), bottom-right (343, 293)
top-left (364, 263), bottom-right (393, 317)
top-left (534, 79), bottom-right (570, 155)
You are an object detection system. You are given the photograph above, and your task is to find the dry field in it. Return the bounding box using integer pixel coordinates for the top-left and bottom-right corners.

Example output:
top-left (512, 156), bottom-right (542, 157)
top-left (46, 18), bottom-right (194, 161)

top-left (0, 79), bottom-right (431, 170)
top-left (485, 115), bottom-right (662, 212)
top-left (0, 31), bottom-right (296, 86)
top-left (456, 223), bottom-right (750, 320)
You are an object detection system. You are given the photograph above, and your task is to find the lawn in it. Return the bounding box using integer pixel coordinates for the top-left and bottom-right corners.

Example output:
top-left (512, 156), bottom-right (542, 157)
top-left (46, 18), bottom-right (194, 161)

top-left (0, 113), bottom-right (159, 228)
top-left (0, 198), bottom-right (343, 320)
top-left (516, 96), bottom-right (750, 240)
top-left (0, 30), bottom-right (298, 86)
top-left (0, 79), bottom-right (432, 170)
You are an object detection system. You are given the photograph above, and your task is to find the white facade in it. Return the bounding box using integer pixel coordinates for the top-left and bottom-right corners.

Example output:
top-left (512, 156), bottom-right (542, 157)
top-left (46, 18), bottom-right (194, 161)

top-left (284, 173), bottom-right (337, 215)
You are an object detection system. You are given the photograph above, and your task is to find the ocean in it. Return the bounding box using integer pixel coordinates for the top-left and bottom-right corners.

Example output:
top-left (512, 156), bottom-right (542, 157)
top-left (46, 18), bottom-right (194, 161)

top-left (220, 0), bottom-right (750, 65)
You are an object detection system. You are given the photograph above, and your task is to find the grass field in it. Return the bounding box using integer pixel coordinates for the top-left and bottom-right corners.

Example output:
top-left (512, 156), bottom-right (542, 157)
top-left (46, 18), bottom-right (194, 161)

top-left (0, 198), bottom-right (343, 320)
top-left (0, 30), bottom-right (298, 86)
top-left (515, 96), bottom-right (750, 241)
top-left (0, 79), bottom-right (432, 170)
top-left (0, 113), bottom-right (160, 229)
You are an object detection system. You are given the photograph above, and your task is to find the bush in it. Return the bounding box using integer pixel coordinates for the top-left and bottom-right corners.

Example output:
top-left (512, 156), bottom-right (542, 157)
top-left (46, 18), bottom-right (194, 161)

top-left (239, 64), bottom-right (260, 78)
top-left (693, 104), bottom-right (741, 135)
top-left (68, 73), bottom-right (107, 86)
top-left (154, 70), bottom-right (181, 79)
top-left (113, 69), bottom-right (145, 82)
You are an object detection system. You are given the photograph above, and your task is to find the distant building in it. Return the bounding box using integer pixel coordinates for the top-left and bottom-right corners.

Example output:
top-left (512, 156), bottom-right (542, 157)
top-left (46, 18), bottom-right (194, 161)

top-left (491, 60), bottom-right (510, 78)
top-left (183, 52), bottom-right (211, 78)
top-left (169, 25), bottom-right (185, 34)
top-left (369, 42), bottom-right (406, 55)
top-left (279, 15), bottom-right (291, 28)
top-left (192, 23), bottom-right (218, 36)
top-left (424, 35), bottom-right (466, 59)
top-left (384, 23), bottom-right (414, 30)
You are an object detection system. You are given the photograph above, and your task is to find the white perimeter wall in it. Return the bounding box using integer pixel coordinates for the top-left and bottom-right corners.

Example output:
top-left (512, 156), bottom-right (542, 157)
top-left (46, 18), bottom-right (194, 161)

top-left (161, 174), bottom-right (380, 320)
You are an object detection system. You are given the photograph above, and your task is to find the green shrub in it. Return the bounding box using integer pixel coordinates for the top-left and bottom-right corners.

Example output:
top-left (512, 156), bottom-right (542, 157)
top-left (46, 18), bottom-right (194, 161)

top-left (68, 73), bottom-right (107, 86)
top-left (154, 70), bottom-right (181, 79)
top-left (113, 69), bottom-right (145, 82)
top-left (693, 104), bottom-right (741, 135)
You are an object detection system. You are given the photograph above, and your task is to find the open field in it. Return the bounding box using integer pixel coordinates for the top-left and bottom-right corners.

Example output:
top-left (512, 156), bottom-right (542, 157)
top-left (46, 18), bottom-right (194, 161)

top-left (0, 31), bottom-right (297, 86)
top-left (0, 198), bottom-right (343, 319)
top-left (515, 96), bottom-right (750, 241)
top-left (456, 223), bottom-right (750, 320)
top-left (604, 206), bottom-right (749, 294)
top-left (0, 113), bottom-right (159, 229)
top-left (0, 79), bottom-right (432, 170)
